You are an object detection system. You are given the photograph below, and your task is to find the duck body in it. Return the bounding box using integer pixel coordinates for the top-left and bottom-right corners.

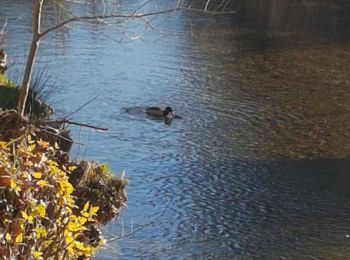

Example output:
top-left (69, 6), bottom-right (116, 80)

top-left (144, 106), bottom-right (176, 118)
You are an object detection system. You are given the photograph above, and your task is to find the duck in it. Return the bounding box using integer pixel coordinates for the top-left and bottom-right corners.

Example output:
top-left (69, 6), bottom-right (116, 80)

top-left (0, 49), bottom-right (8, 72)
top-left (144, 106), bottom-right (182, 119)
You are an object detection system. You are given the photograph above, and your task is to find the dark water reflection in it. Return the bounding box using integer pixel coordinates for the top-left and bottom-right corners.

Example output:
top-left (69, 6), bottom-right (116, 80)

top-left (236, 0), bottom-right (350, 41)
top-left (1, 0), bottom-right (350, 258)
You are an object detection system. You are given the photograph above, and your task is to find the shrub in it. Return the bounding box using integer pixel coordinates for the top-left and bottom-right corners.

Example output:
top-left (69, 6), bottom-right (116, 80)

top-left (0, 134), bottom-right (105, 259)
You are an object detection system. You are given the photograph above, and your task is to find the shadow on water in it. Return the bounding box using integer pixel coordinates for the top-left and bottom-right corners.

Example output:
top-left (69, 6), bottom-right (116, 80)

top-left (235, 0), bottom-right (350, 42)
top-left (103, 157), bottom-right (350, 259)
top-left (168, 157), bottom-right (350, 259)
top-left (183, 0), bottom-right (350, 161)
top-left (219, 158), bottom-right (349, 258)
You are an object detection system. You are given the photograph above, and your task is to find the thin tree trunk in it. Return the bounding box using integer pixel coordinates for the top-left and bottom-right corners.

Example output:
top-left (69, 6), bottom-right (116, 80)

top-left (17, 0), bottom-right (44, 116)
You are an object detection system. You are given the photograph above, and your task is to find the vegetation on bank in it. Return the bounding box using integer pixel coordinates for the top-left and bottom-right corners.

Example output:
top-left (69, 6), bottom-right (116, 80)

top-left (0, 132), bottom-right (101, 258)
top-left (0, 110), bottom-right (127, 259)
top-left (0, 73), bottom-right (14, 86)
top-left (0, 73), bottom-right (53, 120)
top-left (0, 60), bottom-right (127, 259)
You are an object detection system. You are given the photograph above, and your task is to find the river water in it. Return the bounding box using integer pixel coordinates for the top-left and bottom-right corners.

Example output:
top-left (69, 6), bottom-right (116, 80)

top-left (1, 0), bottom-right (350, 258)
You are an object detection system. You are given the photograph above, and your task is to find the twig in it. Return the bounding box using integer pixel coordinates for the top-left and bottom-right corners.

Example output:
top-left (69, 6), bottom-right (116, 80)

top-left (64, 95), bottom-right (99, 118)
top-left (204, 0), bottom-right (211, 12)
top-left (132, 0), bottom-right (155, 15)
top-left (184, 5), bottom-right (237, 15)
top-left (38, 119), bottom-right (108, 131)
top-left (39, 128), bottom-right (84, 146)
top-left (176, 0), bottom-right (182, 8)
top-left (54, 1), bottom-right (75, 19)
top-left (102, 0), bottom-right (106, 16)
top-left (59, 119), bottom-right (108, 131)
top-left (222, 0), bottom-right (233, 12)
top-left (36, 115), bottom-right (108, 131)
top-left (0, 18), bottom-right (8, 35)
top-left (214, 0), bottom-right (227, 12)
top-left (107, 223), bottom-right (149, 242)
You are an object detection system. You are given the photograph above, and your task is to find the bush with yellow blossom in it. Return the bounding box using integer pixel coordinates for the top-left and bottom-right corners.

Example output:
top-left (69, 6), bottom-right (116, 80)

top-left (0, 134), bottom-right (105, 259)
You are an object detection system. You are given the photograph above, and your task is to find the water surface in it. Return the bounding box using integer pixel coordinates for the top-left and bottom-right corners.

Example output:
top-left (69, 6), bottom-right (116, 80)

top-left (1, 0), bottom-right (350, 258)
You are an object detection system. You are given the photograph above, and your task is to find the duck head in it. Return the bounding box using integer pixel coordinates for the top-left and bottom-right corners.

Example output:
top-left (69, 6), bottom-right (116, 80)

top-left (163, 106), bottom-right (176, 118)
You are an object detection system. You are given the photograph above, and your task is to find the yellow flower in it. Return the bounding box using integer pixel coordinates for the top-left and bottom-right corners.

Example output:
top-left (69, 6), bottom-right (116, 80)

top-left (37, 180), bottom-right (47, 187)
top-left (74, 241), bottom-right (92, 257)
top-left (81, 202), bottom-right (99, 221)
top-left (78, 216), bottom-right (87, 225)
top-left (41, 239), bottom-right (53, 250)
top-left (68, 165), bottom-right (77, 172)
top-left (27, 144), bottom-right (36, 153)
top-left (67, 221), bottom-right (81, 232)
top-left (33, 251), bottom-right (43, 260)
top-left (32, 171), bottom-right (42, 179)
top-left (90, 206), bottom-right (99, 215)
top-left (47, 160), bottom-right (58, 167)
top-left (57, 180), bottom-right (74, 195)
top-left (24, 160), bottom-right (34, 167)
top-left (34, 226), bottom-right (47, 239)
top-left (10, 178), bottom-right (21, 192)
top-left (99, 164), bottom-right (110, 175)
top-left (0, 141), bottom-right (8, 149)
top-left (67, 244), bottom-right (75, 256)
top-left (22, 211), bottom-right (34, 224)
top-left (37, 139), bottom-right (50, 149)
top-left (83, 201), bottom-right (90, 212)
top-left (10, 179), bottom-right (17, 189)
top-left (65, 232), bottom-right (74, 245)
top-left (34, 204), bottom-right (46, 218)
top-left (5, 233), bottom-right (11, 241)
top-left (15, 233), bottom-right (23, 243)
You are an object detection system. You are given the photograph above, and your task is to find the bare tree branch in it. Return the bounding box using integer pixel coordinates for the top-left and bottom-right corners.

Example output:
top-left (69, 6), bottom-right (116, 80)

top-left (63, 95), bottom-right (99, 119)
top-left (17, 0), bottom-right (44, 116)
top-left (38, 118), bottom-right (108, 131)
top-left (39, 127), bottom-right (84, 145)
top-left (40, 9), bottom-right (174, 37)
top-left (40, 5), bottom-right (237, 38)
top-left (58, 120), bottom-right (108, 131)
top-left (132, 0), bottom-right (157, 15)
top-left (0, 18), bottom-right (8, 35)
top-left (204, 0), bottom-right (211, 12)
top-left (54, 0), bottom-right (76, 20)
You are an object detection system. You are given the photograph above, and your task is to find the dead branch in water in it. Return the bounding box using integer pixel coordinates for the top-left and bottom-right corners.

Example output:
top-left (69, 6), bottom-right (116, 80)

top-left (37, 119), bottom-right (108, 131)
top-left (59, 119), bottom-right (108, 131)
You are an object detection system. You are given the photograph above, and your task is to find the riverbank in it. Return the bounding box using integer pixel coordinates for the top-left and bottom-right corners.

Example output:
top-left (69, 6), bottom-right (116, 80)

top-left (0, 80), bottom-right (127, 258)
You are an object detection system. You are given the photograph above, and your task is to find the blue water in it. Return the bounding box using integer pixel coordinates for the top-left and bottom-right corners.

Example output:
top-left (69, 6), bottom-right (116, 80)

top-left (1, 0), bottom-right (350, 258)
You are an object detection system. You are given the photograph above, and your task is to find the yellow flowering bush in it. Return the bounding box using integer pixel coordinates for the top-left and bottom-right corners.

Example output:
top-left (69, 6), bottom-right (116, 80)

top-left (0, 134), bottom-right (105, 259)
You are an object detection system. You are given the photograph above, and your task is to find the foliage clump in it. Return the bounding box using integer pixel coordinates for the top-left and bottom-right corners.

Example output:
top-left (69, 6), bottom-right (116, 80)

top-left (0, 68), bottom-right (53, 120)
top-left (0, 84), bottom-right (52, 120)
top-left (0, 110), bottom-right (127, 259)
top-left (72, 162), bottom-right (127, 225)
top-left (0, 135), bottom-right (104, 259)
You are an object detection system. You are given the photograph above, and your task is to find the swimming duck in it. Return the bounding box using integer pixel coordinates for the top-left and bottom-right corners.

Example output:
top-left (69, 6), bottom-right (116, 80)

top-left (144, 106), bottom-right (181, 119)
top-left (0, 49), bottom-right (8, 73)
